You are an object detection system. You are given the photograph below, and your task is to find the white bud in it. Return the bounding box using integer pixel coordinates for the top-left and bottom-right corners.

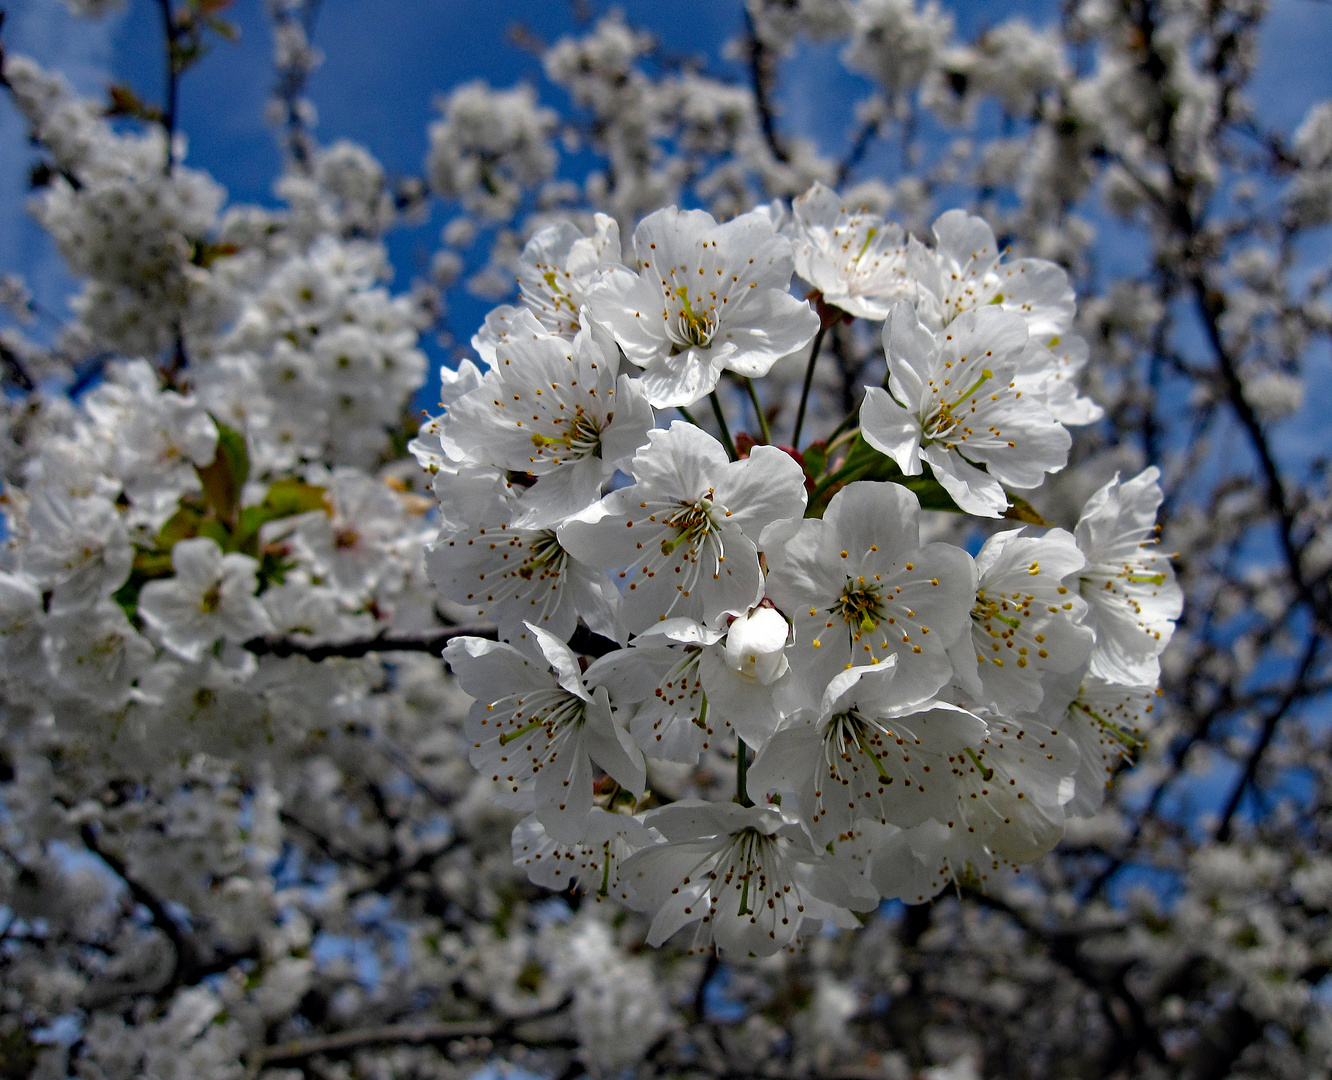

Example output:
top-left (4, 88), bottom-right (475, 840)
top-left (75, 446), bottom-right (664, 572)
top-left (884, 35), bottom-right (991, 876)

top-left (723, 606), bottom-right (790, 686)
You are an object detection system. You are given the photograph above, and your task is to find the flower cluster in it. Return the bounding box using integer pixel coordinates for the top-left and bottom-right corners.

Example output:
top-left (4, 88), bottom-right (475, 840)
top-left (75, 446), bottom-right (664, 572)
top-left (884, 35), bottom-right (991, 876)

top-left (424, 184), bottom-right (1179, 955)
top-left (0, 54), bottom-right (435, 777)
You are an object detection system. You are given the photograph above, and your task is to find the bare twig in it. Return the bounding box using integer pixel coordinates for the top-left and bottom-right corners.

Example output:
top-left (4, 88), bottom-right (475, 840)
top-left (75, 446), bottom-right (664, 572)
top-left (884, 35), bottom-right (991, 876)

top-left (742, 6), bottom-right (789, 165)
top-left (244, 622), bottom-right (618, 662)
top-left (1214, 632), bottom-right (1323, 840)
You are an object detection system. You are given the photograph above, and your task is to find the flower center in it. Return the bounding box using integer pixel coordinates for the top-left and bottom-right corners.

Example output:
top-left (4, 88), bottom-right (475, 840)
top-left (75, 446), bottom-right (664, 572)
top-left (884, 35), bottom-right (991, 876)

top-left (516, 531), bottom-right (568, 582)
top-left (831, 579), bottom-right (884, 635)
top-left (660, 498), bottom-right (716, 557)
top-left (825, 708), bottom-right (895, 782)
top-left (496, 688), bottom-right (587, 747)
top-left (721, 827), bottom-right (776, 917)
top-left (667, 286), bottom-right (719, 350)
top-left (529, 406), bottom-right (603, 462)
top-left (922, 367), bottom-right (993, 444)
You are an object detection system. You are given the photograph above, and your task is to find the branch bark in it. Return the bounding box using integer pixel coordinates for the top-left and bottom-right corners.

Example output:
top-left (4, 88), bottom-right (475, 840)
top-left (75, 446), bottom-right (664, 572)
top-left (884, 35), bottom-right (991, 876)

top-left (244, 622), bottom-right (619, 662)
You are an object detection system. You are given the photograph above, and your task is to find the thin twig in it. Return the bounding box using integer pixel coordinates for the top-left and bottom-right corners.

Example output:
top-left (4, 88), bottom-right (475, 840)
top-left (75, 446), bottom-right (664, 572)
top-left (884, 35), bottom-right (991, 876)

top-left (710, 390), bottom-right (739, 460)
top-left (155, 0), bottom-right (178, 173)
top-left (1214, 633), bottom-right (1322, 841)
top-left (245, 622), bottom-right (618, 662)
top-left (791, 321), bottom-right (828, 448)
top-left (742, 6), bottom-right (788, 165)
top-left (743, 377), bottom-right (771, 444)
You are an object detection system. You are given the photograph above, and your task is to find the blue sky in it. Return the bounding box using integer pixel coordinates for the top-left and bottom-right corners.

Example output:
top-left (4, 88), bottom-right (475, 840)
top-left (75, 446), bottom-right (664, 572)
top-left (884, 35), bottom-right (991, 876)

top-left (4, 0), bottom-right (1332, 342)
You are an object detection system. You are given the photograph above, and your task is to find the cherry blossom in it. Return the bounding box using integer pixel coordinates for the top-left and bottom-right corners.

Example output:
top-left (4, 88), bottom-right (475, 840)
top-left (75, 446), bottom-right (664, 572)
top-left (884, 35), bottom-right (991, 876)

top-left (585, 206), bottom-right (820, 407)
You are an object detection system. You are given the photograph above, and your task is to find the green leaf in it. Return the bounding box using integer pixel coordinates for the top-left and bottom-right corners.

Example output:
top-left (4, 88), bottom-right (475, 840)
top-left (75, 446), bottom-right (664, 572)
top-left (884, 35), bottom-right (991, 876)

top-left (158, 503), bottom-right (204, 547)
top-left (197, 518), bottom-right (230, 548)
top-left (234, 479), bottom-right (329, 555)
top-left (105, 83), bottom-right (164, 124)
top-left (800, 440), bottom-right (827, 485)
top-left (195, 422), bottom-right (248, 529)
top-left (899, 474), bottom-right (963, 513)
top-left (1002, 494), bottom-right (1053, 527)
top-left (806, 435), bottom-right (965, 518)
top-left (260, 478), bottom-right (328, 517)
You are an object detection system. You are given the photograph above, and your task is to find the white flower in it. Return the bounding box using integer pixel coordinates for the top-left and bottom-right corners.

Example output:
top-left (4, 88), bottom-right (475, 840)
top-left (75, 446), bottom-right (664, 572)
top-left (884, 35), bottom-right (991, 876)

top-left (586, 206), bottom-right (820, 407)
top-left (289, 467), bottom-right (408, 599)
top-left (427, 466), bottom-right (623, 648)
top-left (445, 627), bottom-right (646, 843)
top-left (442, 321), bottom-right (654, 527)
top-left (863, 819), bottom-right (968, 905)
top-left (559, 422), bottom-right (807, 633)
top-left (944, 709), bottom-right (1079, 862)
top-left (1075, 467), bottom-right (1182, 684)
top-left (473, 215), bottom-right (625, 359)
top-left (0, 571), bottom-right (46, 674)
top-left (601, 630), bottom-right (716, 764)
top-left (1060, 674), bottom-right (1162, 817)
top-left (425, 81), bottom-right (558, 220)
top-left (612, 608), bottom-right (792, 760)
top-left (21, 490), bottom-right (132, 614)
top-left (84, 360), bottom-right (218, 528)
top-left (749, 662), bottom-right (988, 844)
top-left (410, 358), bottom-right (485, 471)
top-left (137, 538), bottom-right (272, 661)
top-left (908, 209), bottom-right (1075, 335)
top-left (904, 209), bottom-right (1102, 425)
top-left (620, 800), bottom-right (877, 956)
top-left (861, 303), bottom-right (1071, 516)
top-left (1018, 331), bottom-right (1103, 426)
top-left (44, 600), bottom-right (155, 706)
top-left (946, 527), bottom-right (1093, 714)
top-left (765, 480), bottom-right (975, 706)
top-left (511, 808), bottom-right (658, 904)
top-left (559, 917), bottom-right (676, 1078)
top-left (789, 181), bottom-right (911, 320)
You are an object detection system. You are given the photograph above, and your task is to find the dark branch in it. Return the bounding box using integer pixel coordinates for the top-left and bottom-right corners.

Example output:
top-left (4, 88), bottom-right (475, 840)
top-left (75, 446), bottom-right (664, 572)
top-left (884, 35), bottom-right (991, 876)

top-left (742, 6), bottom-right (789, 165)
top-left (244, 622), bottom-right (619, 662)
top-left (1214, 632), bottom-right (1323, 841)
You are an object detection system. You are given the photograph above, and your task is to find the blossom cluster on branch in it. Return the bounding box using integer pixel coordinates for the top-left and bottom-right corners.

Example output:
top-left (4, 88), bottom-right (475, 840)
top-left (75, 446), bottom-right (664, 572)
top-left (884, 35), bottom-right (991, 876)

top-left (419, 190), bottom-right (1179, 955)
top-left (0, 0), bottom-right (1328, 1077)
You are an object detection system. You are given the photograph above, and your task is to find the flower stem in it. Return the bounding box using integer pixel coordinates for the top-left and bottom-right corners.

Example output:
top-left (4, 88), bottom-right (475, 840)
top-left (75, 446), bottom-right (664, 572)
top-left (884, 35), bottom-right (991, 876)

top-left (735, 736), bottom-right (753, 807)
top-left (744, 378), bottom-right (771, 445)
top-left (791, 322), bottom-right (828, 449)
top-left (824, 397), bottom-right (861, 449)
top-left (709, 391), bottom-right (739, 461)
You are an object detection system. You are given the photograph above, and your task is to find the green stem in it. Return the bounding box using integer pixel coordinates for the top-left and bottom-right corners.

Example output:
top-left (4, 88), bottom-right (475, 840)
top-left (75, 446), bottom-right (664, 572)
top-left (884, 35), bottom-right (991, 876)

top-left (823, 424), bottom-right (861, 461)
top-left (822, 397), bottom-right (862, 451)
top-left (677, 405), bottom-right (700, 427)
top-left (791, 322), bottom-right (828, 449)
top-left (709, 391), bottom-right (739, 461)
top-left (744, 378), bottom-right (771, 445)
top-left (808, 455), bottom-right (878, 506)
top-left (735, 736), bottom-right (753, 807)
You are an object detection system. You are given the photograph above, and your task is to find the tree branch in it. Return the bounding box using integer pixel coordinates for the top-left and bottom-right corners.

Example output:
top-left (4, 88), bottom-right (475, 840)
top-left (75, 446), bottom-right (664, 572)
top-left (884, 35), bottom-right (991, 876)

top-left (244, 622), bottom-right (618, 662)
top-left (81, 823), bottom-right (201, 997)
top-left (245, 998), bottom-right (577, 1079)
top-left (742, 6), bottom-right (789, 165)
top-left (1214, 631), bottom-right (1323, 841)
